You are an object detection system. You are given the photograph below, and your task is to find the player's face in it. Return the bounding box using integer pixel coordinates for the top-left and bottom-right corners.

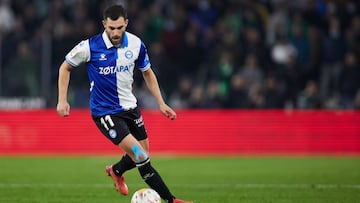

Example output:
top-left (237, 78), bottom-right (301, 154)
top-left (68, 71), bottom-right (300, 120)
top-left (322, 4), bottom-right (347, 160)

top-left (103, 17), bottom-right (128, 47)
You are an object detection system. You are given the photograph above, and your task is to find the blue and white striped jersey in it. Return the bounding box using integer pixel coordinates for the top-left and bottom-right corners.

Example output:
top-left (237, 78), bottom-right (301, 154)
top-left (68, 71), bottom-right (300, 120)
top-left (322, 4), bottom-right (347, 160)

top-left (65, 31), bottom-right (151, 116)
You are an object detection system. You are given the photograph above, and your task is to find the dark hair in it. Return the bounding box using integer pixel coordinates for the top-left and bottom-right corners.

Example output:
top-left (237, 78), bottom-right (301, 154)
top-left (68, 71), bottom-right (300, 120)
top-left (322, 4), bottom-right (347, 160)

top-left (103, 5), bottom-right (127, 20)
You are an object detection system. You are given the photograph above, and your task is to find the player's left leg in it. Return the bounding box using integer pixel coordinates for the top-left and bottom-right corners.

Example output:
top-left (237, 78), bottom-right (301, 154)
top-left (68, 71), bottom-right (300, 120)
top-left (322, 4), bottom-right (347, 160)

top-left (119, 135), bottom-right (176, 201)
top-left (119, 135), bottom-right (192, 203)
top-left (111, 139), bottom-right (148, 176)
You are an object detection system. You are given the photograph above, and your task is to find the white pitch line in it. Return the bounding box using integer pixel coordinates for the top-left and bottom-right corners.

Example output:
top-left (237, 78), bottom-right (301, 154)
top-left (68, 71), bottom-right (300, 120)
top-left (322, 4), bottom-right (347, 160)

top-left (0, 183), bottom-right (359, 189)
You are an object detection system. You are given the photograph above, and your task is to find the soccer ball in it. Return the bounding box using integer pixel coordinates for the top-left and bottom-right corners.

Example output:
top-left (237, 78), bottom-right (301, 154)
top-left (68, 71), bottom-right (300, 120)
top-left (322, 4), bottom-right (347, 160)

top-left (131, 188), bottom-right (161, 203)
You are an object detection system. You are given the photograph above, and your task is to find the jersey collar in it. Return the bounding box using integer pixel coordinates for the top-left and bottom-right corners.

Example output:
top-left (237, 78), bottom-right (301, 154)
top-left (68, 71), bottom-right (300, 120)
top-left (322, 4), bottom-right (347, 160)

top-left (102, 31), bottom-right (129, 49)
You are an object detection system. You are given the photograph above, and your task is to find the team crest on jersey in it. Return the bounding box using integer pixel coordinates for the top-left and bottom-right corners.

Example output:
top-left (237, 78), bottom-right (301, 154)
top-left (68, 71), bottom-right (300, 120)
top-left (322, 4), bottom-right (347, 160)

top-left (125, 50), bottom-right (133, 59)
top-left (109, 129), bottom-right (117, 138)
top-left (99, 53), bottom-right (107, 61)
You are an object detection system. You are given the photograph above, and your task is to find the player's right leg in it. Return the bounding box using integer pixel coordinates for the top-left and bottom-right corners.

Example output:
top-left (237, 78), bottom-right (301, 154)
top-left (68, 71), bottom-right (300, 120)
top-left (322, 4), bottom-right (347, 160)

top-left (92, 114), bottom-right (132, 195)
top-left (105, 164), bottom-right (129, 195)
top-left (94, 109), bottom-right (151, 195)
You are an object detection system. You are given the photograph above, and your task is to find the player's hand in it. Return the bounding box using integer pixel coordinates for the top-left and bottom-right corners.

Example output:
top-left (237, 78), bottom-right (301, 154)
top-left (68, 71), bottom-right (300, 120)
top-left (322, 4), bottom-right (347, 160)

top-left (159, 103), bottom-right (176, 120)
top-left (56, 101), bottom-right (70, 117)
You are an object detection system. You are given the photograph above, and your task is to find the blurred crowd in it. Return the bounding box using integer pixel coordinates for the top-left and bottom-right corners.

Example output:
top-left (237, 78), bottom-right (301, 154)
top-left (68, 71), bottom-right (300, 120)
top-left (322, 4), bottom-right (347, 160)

top-left (0, 0), bottom-right (359, 109)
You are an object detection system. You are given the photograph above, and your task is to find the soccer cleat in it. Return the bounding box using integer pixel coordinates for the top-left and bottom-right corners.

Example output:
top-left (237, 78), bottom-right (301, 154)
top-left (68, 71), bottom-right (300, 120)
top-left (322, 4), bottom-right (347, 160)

top-left (173, 198), bottom-right (193, 203)
top-left (105, 165), bottom-right (129, 195)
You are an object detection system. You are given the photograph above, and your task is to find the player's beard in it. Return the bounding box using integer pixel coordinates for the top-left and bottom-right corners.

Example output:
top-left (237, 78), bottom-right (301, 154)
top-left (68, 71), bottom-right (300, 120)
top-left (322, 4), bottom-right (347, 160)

top-left (111, 35), bottom-right (122, 46)
top-left (106, 31), bottom-right (122, 47)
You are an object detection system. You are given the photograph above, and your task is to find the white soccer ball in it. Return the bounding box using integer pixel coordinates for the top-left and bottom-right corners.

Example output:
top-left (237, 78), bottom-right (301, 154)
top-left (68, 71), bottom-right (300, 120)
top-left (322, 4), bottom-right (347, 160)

top-left (131, 188), bottom-right (162, 203)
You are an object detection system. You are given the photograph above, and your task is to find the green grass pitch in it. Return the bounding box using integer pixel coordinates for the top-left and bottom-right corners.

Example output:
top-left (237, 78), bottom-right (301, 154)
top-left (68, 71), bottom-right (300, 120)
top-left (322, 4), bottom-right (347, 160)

top-left (0, 156), bottom-right (359, 203)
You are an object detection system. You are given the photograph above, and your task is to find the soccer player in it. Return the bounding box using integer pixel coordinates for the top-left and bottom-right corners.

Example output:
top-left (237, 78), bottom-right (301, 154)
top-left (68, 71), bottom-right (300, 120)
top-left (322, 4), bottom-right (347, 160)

top-left (56, 4), bottom-right (192, 203)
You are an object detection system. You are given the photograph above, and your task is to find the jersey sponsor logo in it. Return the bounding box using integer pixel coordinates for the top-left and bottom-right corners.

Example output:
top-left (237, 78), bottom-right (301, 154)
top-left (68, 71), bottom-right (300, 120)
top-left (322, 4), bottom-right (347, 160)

top-left (98, 64), bottom-right (134, 75)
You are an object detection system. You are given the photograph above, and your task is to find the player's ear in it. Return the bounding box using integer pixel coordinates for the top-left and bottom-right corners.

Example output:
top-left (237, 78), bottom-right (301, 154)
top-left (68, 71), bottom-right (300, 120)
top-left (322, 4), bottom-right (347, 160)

top-left (102, 20), bottom-right (107, 29)
top-left (124, 19), bottom-right (129, 29)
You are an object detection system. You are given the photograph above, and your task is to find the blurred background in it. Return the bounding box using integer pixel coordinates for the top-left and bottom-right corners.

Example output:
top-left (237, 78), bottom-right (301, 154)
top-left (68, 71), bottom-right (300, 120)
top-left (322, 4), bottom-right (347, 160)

top-left (0, 0), bottom-right (359, 110)
top-left (0, 4), bottom-right (359, 202)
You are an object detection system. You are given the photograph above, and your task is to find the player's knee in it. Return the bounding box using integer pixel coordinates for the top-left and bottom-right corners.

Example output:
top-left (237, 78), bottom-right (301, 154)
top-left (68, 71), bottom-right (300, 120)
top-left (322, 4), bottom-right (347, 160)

top-left (131, 144), bottom-right (149, 163)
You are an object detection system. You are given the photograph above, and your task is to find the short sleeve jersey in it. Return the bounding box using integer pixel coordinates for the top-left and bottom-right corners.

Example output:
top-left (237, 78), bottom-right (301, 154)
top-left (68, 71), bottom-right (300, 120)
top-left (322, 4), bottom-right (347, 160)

top-left (65, 31), bottom-right (151, 116)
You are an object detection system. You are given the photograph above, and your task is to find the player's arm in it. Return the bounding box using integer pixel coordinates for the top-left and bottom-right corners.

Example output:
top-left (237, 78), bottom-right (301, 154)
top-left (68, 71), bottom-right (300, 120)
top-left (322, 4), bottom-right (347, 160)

top-left (142, 68), bottom-right (176, 120)
top-left (57, 40), bottom-right (90, 117)
top-left (56, 61), bottom-right (73, 117)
